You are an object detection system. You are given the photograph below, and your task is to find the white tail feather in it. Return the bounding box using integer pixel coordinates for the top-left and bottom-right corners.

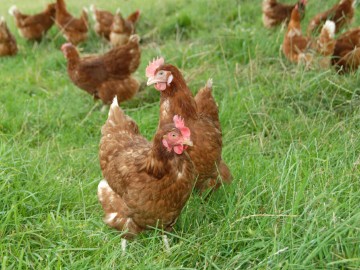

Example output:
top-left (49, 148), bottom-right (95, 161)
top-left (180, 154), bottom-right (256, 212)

top-left (0, 16), bottom-right (5, 23)
top-left (206, 78), bottom-right (213, 89)
top-left (89, 4), bottom-right (95, 13)
top-left (323, 20), bottom-right (335, 38)
top-left (110, 96), bottom-right (119, 113)
top-left (8, 5), bottom-right (18, 16)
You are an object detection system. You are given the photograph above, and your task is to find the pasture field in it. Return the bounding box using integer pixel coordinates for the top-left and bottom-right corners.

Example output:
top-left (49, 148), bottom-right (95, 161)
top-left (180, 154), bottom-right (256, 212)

top-left (0, 0), bottom-right (359, 269)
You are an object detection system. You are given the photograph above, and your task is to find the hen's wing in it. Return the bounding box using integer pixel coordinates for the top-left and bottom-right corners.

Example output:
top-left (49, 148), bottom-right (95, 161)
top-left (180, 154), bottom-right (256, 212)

top-left (57, 9), bottom-right (88, 32)
top-left (15, 12), bottom-right (49, 27)
top-left (194, 79), bottom-right (220, 130)
top-left (64, 18), bottom-right (88, 33)
top-left (99, 98), bottom-right (148, 197)
top-left (70, 57), bottom-right (108, 90)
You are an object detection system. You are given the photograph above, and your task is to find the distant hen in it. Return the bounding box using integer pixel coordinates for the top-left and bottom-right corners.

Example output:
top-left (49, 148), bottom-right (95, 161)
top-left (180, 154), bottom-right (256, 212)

top-left (9, 3), bottom-right (56, 42)
top-left (55, 0), bottom-right (88, 45)
top-left (0, 17), bottom-right (17, 56)
top-left (262, 0), bottom-right (306, 28)
top-left (61, 35), bottom-right (141, 104)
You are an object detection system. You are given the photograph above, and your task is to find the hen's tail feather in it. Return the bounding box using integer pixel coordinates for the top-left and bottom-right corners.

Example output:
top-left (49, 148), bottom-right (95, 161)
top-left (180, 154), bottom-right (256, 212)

top-left (127, 10), bottom-right (140, 24)
top-left (8, 5), bottom-right (19, 16)
top-left (89, 4), bottom-right (96, 13)
top-left (218, 160), bottom-right (232, 184)
top-left (194, 79), bottom-right (220, 129)
top-left (102, 96), bottom-right (139, 136)
top-left (321, 20), bottom-right (335, 39)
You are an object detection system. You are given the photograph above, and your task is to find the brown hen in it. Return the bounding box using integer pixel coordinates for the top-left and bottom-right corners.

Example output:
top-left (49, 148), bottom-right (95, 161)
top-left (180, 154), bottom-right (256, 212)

top-left (89, 5), bottom-right (114, 40)
top-left (98, 98), bottom-right (195, 242)
top-left (307, 0), bottom-right (354, 35)
top-left (332, 27), bottom-right (360, 72)
top-left (61, 35), bottom-right (141, 104)
top-left (0, 17), bottom-right (17, 57)
top-left (8, 3), bottom-right (56, 42)
top-left (146, 58), bottom-right (232, 192)
top-left (110, 10), bottom-right (140, 47)
top-left (262, 0), bottom-right (306, 28)
top-left (55, 0), bottom-right (88, 45)
top-left (282, 4), bottom-right (336, 68)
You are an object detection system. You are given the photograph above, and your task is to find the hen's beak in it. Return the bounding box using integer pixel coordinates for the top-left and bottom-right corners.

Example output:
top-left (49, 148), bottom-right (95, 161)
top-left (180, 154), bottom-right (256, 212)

top-left (183, 138), bottom-right (193, 147)
top-left (147, 76), bottom-right (161, 86)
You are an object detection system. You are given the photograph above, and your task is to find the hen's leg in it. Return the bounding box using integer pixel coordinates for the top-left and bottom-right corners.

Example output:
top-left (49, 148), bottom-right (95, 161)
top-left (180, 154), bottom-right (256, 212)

top-left (162, 235), bottom-right (171, 253)
top-left (121, 239), bottom-right (127, 254)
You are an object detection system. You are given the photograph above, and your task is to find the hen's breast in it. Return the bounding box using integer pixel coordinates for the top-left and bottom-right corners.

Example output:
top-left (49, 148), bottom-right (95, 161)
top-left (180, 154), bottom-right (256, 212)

top-left (100, 134), bottom-right (194, 229)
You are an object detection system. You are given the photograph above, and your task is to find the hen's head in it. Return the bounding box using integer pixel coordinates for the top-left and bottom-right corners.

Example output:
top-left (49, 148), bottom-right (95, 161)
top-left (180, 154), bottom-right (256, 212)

top-left (162, 115), bottom-right (193, 155)
top-left (47, 3), bottom-right (57, 14)
top-left (61, 43), bottom-right (78, 59)
top-left (290, 4), bottom-right (302, 22)
top-left (298, 0), bottom-right (307, 19)
top-left (146, 57), bottom-right (181, 91)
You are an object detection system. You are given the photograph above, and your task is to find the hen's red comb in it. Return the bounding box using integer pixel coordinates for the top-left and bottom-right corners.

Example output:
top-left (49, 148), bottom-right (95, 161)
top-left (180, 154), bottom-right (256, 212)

top-left (174, 115), bottom-right (185, 129)
top-left (61, 43), bottom-right (73, 51)
top-left (173, 115), bottom-right (191, 139)
top-left (145, 57), bottom-right (164, 78)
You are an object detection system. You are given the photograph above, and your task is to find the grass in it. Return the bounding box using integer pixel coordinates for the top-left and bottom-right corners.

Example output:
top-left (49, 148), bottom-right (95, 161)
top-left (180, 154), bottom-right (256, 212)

top-left (1, 0), bottom-right (360, 269)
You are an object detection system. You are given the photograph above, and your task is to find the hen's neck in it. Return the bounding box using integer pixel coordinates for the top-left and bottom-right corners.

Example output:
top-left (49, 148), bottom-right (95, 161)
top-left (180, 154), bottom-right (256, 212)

top-left (66, 56), bottom-right (80, 71)
top-left (159, 78), bottom-right (197, 124)
top-left (145, 132), bottom-right (179, 179)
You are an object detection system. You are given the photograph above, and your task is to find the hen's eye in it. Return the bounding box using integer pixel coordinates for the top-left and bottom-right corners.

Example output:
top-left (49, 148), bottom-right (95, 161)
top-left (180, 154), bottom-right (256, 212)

top-left (159, 71), bottom-right (164, 75)
top-left (171, 133), bottom-right (176, 137)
